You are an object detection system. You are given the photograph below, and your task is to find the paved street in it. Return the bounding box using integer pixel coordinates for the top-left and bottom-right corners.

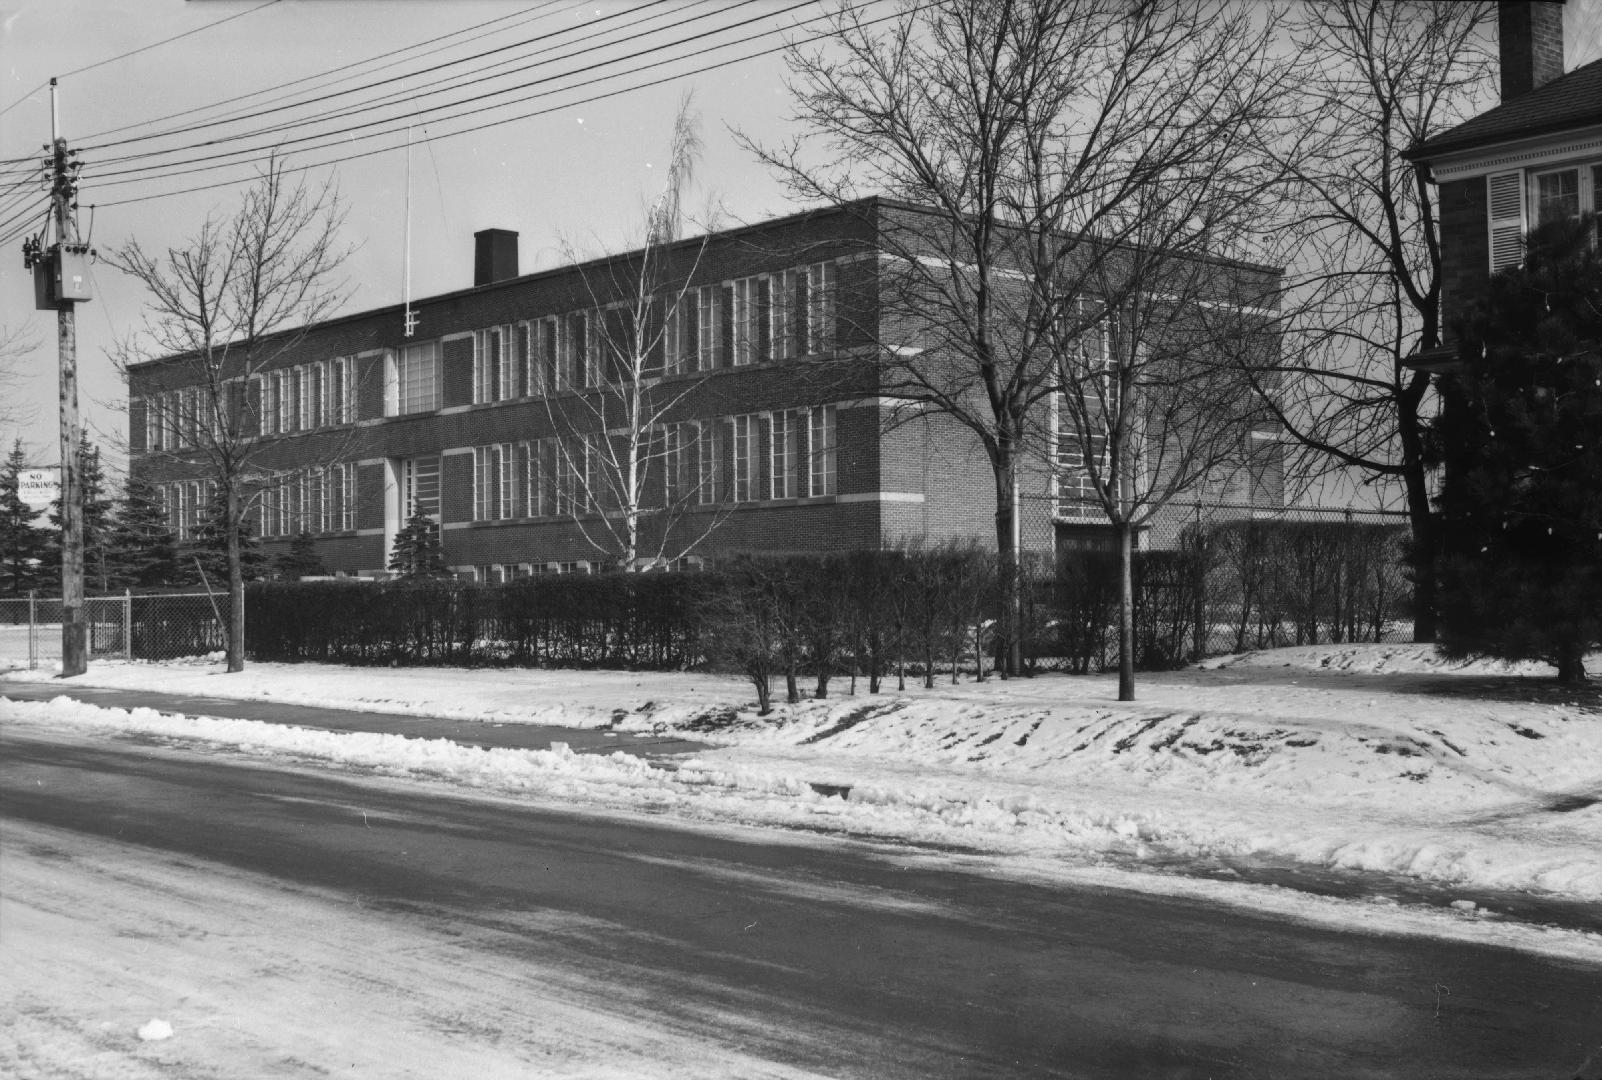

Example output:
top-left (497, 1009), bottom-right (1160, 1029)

top-left (4, 720), bottom-right (1599, 1078)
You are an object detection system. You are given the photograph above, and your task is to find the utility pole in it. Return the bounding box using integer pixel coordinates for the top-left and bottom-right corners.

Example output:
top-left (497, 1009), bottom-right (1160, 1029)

top-left (48, 79), bottom-right (87, 676)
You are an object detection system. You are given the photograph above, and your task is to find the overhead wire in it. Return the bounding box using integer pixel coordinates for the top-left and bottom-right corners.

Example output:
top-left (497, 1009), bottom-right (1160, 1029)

top-left (84, 0), bottom-right (709, 165)
top-left (81, 0), bottom-right (677, 154)
top-left (85, 0), bottom-right (826, 188)
top-left (93, 1), bottom-right (905, 210)
top-left (0, 0), bottom-right (284, 120)
top-left (79, 0), bottom-right (568, 143)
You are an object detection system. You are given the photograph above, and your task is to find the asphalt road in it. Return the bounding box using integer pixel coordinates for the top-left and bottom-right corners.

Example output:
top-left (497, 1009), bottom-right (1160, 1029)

top-left (4, 724), bottom-right (1600, 1078)
top-left (0, 678), bottom-right (709, 755)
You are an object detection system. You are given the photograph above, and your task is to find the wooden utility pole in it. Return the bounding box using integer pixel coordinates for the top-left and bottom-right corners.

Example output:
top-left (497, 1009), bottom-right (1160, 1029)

top-left (50, 78), bottom-right (86, 676)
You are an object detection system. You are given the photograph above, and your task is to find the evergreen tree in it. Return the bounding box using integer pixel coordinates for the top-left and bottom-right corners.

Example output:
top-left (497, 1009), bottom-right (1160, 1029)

top-left (46, 435), bottom-right (117, 593)
top-left (1435, 216), bottom-right (1602, 682)
top-left (0, 440), bottom-right (48, 596)
top-left (275, 531), bottom-right (327, 581)
top-left (186, 486), bottom-right (268, 587)
top-left (387, 508), bottom-right (448, 579)
top-left (107, 474), bottom-right (180, 588)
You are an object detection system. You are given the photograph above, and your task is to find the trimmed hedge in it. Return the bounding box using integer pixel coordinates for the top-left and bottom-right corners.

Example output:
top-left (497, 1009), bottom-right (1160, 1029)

top-left (246, 574), bottom-right (719, 668)
top-left (244, 522), bottom-right (1410, 676)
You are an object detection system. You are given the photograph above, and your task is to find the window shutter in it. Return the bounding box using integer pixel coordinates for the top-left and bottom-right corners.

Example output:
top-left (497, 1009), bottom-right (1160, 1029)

top-left (1487, 170), bottom-right (1525, 273)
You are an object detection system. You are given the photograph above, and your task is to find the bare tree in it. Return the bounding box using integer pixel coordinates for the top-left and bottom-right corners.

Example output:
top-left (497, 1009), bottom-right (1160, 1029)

top-left (108, 156), bottom-right (351, 672)
top-left (546, 97), bottom-right (735, 570)
top-left (1053, 209), bottom-right (1282, 700)
top-left (1249, 0), bottom-right (1497, 642)
top-left (745, 0), bottom-right (1291, 675)
top-left (0, 323), bottom-right (39, 432)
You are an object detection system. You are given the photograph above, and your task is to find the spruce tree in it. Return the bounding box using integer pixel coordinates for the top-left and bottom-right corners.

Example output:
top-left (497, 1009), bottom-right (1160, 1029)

top-left (46, 436), bottom-right (117, 593)
top-left (108, 474), bottom-right (180, 588)
top-left (387, 508), bottom-right (448, 578)
top-left (1435, 216), bottom-right (1602, 682)
top-left (186, 486), bottom-right (268, 587)
top-left (275, 531), bottom-right (327, 581)
top-left (0, 440), bottom-right (48, 596)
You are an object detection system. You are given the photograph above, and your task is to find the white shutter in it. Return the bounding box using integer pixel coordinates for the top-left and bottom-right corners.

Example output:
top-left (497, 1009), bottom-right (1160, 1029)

top-left (1487, 170), bottom-right (1525, 273)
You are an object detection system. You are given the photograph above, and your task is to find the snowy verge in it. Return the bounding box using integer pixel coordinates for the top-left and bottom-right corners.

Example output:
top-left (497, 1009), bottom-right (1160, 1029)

top-left (5, 640), bottom-right (1602, 907)
top-left (6, 695), bottom-right (1602, 967)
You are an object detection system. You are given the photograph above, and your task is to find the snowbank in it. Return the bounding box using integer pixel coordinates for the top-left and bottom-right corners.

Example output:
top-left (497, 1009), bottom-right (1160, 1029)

top-left (5, 644), bottom-right (1600, 905)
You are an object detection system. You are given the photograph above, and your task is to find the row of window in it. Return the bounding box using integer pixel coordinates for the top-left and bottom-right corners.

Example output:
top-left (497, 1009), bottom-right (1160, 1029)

top-left (253, 357), bottom-right (358, 436)
top-left (466, 261), bottom-right (839, 407)
top-left (258, 464), bottom-right (358, 539)
top-left (158, 479), bottom-right (216, 541)
top-left (143, 387), bottom-right (212, 453)
top-left (468, 405), bottom-right (839, 523)
top-left (139, 261), bottom-right (844, 439)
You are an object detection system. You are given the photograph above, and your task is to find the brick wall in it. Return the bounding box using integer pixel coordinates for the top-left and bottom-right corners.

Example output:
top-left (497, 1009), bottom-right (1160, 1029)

top-left (1438, 176), bottom-right (1489, 339)
top-left (1499, 1), bottom-right (1566, 101)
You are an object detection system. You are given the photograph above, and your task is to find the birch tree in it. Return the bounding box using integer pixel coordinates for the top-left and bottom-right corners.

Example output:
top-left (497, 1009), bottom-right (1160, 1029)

top-left (545, 98), bottom-right (733, 569)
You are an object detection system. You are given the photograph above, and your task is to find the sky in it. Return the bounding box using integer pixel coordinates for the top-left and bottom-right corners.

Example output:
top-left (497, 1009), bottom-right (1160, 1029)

top-left (0, 0), bottom-right (817, 470)
top-left (3, 1), bottom-right (1599, 495)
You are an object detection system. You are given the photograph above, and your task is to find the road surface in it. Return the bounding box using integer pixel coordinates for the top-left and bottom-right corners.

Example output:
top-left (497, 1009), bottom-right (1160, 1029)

top-left (3, 721), bottom-right (1600, 1078)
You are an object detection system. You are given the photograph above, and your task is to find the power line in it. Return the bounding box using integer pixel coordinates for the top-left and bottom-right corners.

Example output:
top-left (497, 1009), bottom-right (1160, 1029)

top-left (82, 0), bottom-right (655, 154)
top-left (85, 0), bottom-right (820, 188)
top-left (79, 0), bottom-right (568, 144)
top-left (92, 3), bottom-right (903, 211)
top-left (85, 0), bottom-right (701, 162)
top-left (0, 0), bottom-right (284, 120)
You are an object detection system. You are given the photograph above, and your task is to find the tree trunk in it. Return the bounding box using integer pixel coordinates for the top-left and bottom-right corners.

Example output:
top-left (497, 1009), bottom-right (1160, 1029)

top-left (992, 464), bottom-right (1018, 678)
top-left (226, 485), bottom-right (245, 673)
top-left (1556, 647), bottom-right (1588, 685)
top-left (1402, 455), bottom-right (1437, 643)
top-left (1117, 518), bottom-right (1135, 702)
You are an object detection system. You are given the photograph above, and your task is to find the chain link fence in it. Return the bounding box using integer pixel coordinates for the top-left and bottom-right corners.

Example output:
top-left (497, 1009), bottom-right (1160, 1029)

top-left (1024, 496), bottom-right (1416, 666)
top-left (0, 592), bottom-right (227, 672)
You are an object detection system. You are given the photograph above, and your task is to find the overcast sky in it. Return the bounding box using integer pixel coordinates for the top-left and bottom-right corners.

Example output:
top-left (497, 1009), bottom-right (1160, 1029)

top-left (4, 1), bottom-right (1599, 485)
top-left (1, 0), bottom-right (817, 467)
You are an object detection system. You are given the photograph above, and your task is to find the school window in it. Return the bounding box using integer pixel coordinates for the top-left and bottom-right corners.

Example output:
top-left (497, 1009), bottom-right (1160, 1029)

top-left (473, 443), bottom-right (516, 521)
top-left (663, 291), bottom-right (699, 374)
top-left (770, 269), bottom-right (797, 361)
top-left (403, 455), bottom-right (441, 519)
top-left (305, 364), bottom-right (324, 429)
top-left (769, 409), bottom-right (799, 499)
top-left (696, 420), bottom-right (724, 505)
top-left (731, 414), bottom-right (759, 502)
top-left (474, 326), bottom-right (517, 404)
top-left (531, 317), bottom-right (560, 394)
top-left (392, 341), bottom-right (440, 415)
top-left (697, 284), bottom-right (728, 369)
top-left (804, 261), bottom-right (837, 354)
top-left (807, 405), bottom-right (837, 497)
top-left (1054, 391), bottom-right (1110, 516)
top-left (565, 311), bottom-right (590, 388)
top-left (732, 277), bottom-right (766, 366)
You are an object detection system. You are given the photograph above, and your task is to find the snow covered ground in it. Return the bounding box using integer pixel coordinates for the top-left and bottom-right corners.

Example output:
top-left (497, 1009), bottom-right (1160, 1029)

top-left (5, 643), bottom-right (1601, 923)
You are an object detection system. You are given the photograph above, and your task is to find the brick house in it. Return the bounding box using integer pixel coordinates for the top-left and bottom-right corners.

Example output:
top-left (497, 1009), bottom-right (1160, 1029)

top-left (1405, 1), bottom-right (1602, 365)
top-left (127, 196), bottom-right (1281, 578)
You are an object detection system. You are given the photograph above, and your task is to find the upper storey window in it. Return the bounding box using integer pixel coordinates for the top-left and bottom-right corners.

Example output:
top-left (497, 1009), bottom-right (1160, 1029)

top-left (1488, 162), bottom-right (1602, 273)
top-left (389, 341), bottom-right (440, 415)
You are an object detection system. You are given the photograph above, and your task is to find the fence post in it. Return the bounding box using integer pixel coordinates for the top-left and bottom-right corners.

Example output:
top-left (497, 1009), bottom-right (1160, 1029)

top-left (1192, 503), bottom-right (1207, 661)
top-left (27, 589), bottom-right (36, 670)
top-left (123, 589), bottom-right (133, 661)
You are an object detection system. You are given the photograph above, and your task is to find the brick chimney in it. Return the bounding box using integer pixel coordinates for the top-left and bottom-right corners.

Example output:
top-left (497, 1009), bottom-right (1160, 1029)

top-left (1499, 1), bottom-right (1565, 101)
top-left (473, 228), bottom-right (519, 287)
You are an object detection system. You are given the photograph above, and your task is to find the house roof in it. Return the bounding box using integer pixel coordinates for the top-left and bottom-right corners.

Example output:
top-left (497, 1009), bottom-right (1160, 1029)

top-left (1406, 55), bottom-right (1602, 162)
